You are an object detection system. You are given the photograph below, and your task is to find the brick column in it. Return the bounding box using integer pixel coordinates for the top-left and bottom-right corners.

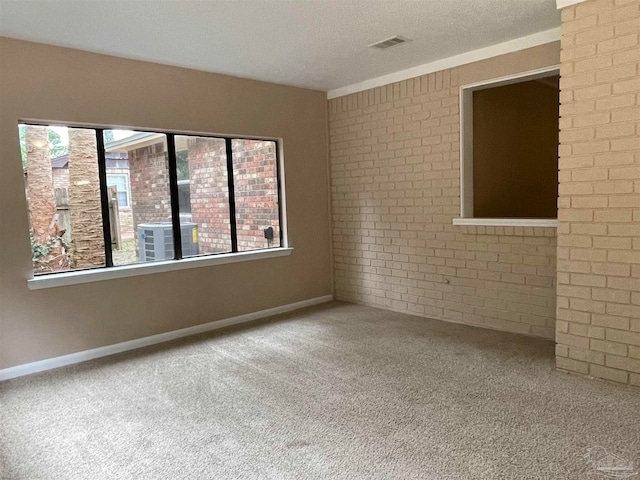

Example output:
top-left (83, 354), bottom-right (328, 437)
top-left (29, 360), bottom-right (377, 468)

top-left (556, 0), bottom-right (640, 385)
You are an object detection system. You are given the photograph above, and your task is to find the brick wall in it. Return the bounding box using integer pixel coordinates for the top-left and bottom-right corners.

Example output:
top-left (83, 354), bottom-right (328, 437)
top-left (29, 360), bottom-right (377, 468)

top-left (329, 55), bottom-right (558, 339)
top-left (128, 142), bottom-right (172, 232)
top-left (187, 137), bottom-right (231, 253)
top-left (556, 0), bottom-right (640, 385)
top-left (232, 139), bottom-right (280, 251)
top-left (129, 138), bottom-right (280, 254)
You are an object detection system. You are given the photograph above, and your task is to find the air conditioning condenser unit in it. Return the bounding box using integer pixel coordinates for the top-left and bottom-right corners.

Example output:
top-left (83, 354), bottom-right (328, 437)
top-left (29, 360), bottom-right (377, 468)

top-left (137, 222), bottom-right (199, 262)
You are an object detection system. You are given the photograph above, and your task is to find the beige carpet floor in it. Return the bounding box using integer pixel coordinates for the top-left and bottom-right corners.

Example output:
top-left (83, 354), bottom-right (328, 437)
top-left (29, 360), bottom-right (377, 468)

top-left (1, 301), bottom-right (639, 480)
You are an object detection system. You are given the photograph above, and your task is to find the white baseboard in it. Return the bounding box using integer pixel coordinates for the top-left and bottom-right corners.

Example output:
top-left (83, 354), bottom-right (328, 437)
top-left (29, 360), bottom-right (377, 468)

top-left (0, 295), bottom-right (334, 382)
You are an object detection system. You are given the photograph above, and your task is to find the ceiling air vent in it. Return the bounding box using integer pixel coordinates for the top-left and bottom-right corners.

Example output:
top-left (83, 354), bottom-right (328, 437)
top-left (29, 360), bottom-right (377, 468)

top-left (369, 35), bottom-right (411, 50)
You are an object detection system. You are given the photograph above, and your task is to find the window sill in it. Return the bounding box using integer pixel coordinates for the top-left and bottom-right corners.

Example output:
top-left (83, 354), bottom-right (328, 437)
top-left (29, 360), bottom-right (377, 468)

top-left (452, 218), bottom-right (557, 228)
top-left (27, 247), bottom-right (293, 290)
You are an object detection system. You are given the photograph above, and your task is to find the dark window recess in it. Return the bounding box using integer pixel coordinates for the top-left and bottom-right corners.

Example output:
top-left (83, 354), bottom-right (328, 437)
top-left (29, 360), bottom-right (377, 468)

top-left (472, 75), bottom-right (559, 219)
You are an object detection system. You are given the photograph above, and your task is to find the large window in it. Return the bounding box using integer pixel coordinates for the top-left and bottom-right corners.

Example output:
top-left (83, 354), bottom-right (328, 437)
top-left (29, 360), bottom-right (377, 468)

top-left (20, 123), bottom-right (284, 276)
top-left (458, 67), bottom-right (559, 226)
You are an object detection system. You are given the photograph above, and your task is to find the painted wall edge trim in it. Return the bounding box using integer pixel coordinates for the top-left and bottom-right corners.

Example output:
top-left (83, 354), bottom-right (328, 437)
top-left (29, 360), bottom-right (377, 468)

top-left (0, 294), bottom-right (334, 381)
top-left (326, 27), bottom-right (561, 100)
top-left (556, 0), bottom-right (588, 9)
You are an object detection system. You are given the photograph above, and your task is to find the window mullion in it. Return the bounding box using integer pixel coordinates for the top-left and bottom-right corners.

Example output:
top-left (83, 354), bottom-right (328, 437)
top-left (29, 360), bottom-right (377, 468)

top-left (274, 141), bottom-right (284, 247)
top-left (95, 129), bottom-right (114, 268)
top-left (167, 134), bottom-right (183, 260)
top-left (225, 138), bottom-right (238, 253)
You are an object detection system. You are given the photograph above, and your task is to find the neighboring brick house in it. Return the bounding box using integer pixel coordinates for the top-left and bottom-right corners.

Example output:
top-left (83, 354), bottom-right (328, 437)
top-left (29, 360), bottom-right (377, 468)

top-left (106, 133), bottom-right (280, 256)
top-left (231, 139), bottom-right (281, 251)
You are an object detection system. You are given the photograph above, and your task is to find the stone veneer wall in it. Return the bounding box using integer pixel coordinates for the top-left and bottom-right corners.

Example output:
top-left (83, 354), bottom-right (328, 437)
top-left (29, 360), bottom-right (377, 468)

top-left (556, 0), bottom-right (640, 385)
top-left (328, 47), bottom-right (559, 339)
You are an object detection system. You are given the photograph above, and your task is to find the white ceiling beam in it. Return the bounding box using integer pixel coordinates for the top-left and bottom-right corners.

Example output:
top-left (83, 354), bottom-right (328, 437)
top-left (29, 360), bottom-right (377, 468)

top-left (556, 0), bottom-right (588, 8)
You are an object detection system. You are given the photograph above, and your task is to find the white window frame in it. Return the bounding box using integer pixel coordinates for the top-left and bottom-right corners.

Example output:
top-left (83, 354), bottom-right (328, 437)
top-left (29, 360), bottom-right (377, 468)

top-left (106, 172), bottom-right (131, 208)
top-left (455, 65), bottom-right (560, 228)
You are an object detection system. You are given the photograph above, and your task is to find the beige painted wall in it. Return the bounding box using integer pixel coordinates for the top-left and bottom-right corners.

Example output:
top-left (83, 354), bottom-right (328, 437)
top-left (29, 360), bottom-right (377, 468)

top-left (556, 0), bottom-right (640, 386)
top-left (0, 37), bottom-right (331, 369)
top-left (329, 43), bottom-right (560, 339)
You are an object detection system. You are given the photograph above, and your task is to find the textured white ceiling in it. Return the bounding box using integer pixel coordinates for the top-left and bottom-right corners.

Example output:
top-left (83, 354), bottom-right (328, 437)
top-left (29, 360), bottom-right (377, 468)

top-left (0, 0), bottom-right (560, 92)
